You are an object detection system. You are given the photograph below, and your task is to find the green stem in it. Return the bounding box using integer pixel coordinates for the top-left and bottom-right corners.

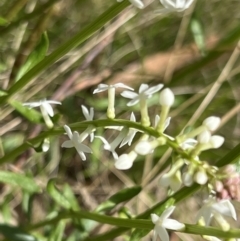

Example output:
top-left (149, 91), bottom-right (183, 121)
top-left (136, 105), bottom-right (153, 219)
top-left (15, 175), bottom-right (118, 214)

top-left (26, 210), bottom-right (240, 239)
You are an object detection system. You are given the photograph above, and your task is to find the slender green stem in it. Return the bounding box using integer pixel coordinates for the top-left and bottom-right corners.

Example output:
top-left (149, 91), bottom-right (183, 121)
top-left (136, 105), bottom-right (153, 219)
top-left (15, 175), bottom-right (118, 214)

top-left (0, 119), bottom-right (190, 164)
top-left (26, 210), bottom-right (240, 239)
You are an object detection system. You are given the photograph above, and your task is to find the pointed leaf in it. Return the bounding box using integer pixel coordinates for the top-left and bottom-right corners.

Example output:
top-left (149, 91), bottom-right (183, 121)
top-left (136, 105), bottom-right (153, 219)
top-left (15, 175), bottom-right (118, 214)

top-left (9, 100), bottom-right (43, 123)
top-left (62, 183), bottom-right (80, 211)
top-left (47, 179), bottom-right (71, 209)
top-left (130, 228), bottom-right (151, 241)
top-left (15, 32), bottom-right (49, 82)
top-left (0, 171), bottom-right (41, 193)
top-left (48, 220), bottom-right (66, 241)
top-left (0, 16), bottom-right (8, 26)
top-left (95, 186), bottom-right (141, 213)
top-left (0, 224), bottom-right (37, 241)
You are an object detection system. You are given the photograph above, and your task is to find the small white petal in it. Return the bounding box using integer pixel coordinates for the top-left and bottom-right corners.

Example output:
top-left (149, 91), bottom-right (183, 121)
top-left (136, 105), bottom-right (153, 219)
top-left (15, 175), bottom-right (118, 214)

top-left (114, 83), bottom-right (134, 90)
top-left (93, 84), bottom-right (109, 94)
top-left (145, 84), bottom-right (164, 96)
top-left (162, 219), bottom-right (185, 230)
top-left (115, 154), bottom-right (133, 170)
top-left (23, 102), bottom-right (41, 108)
top-left (75, 143), bottom-right (92, 154)
top-left (61, 140), bottom-right (74, 148)
top-left (46, 100), bottom-right (61, 105)
top-left (129, 0), bottom-right (144, 9)
top-left (212, 200), bottom-right (237, 220)
top-left (64, 125), bottom-right (73, 139)
top-left (126, 97), bottom-right (140, 106)
top-left (121, 90), bottom-right (138, 99)
top-left (139, 84), bottom-right (149, 93)
top-left (42, 101), bottom-right (54, 117)
top-left (155, 226), bottom-right (169, 241)
top-left (151, 213), bottom-right (160, 224)
top-left (161, 206), bottom-right (176, 220)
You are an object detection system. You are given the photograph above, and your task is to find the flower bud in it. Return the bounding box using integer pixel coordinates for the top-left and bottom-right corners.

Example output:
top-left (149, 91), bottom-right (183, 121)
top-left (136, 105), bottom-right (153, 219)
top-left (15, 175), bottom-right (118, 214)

top-left (197, 130), bottom-right (211, 144)
top-left (194, 169), bottom-right (208, 185)
top-left (202, 116), bottom-right (221, 131)
top-left (210, 135), bottom-right (224, 148)
top-left (182, 172), bottom-right (193, 186)
top-left (135, 141), bottom-right (153, 155)
top-left (115, 154), bottom-right (134, 170)
top-left (159, 88), bottom-right (175, 107)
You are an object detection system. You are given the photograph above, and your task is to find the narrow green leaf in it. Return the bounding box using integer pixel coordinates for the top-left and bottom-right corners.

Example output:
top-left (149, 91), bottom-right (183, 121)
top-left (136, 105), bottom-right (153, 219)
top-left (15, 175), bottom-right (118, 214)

top-left (0, 89), bottom-right (8, 96)
top-left (0, 224), bottom-right (37, 241)
top-left (15, 32), bottom-right (49, 82)
top-left (190, 17), bottom-right (205, 55)
top-left (0, 171), bottom-right (41, 193)
top-left (48, 220), bottom-right (66, 241)
top-left (0, 16), bottom-right (8, 26)
top-left (96, 186), bottom-right (142, 213)
top-left (216, 142), bottom-right (240, 167)
top-left (3, 1), bottom-right (129, 99)
top-left (47, 179), bottom-right (72, 209)
top-left (130, 228), bottom-right (151, 241)
top-left (9, 99), bottom-right (43, 123)
top-left (62, 183), bottom-right (80, 211)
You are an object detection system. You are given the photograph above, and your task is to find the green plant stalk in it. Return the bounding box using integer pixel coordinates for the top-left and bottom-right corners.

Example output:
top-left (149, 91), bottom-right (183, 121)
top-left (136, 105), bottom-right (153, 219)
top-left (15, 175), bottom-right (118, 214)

top-left (0, 119), bottom-right (193, 164)
top-left (0, 119), bottom-right (239, 167)
top-left (0, 1), bottom-right (129, 104)
top-left (25, 209), bottom-right (240, 239)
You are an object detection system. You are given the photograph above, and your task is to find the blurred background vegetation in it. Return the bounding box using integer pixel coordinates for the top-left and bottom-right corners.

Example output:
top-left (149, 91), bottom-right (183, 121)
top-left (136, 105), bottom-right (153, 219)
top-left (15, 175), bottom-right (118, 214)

top-left (0, 0), bottom-right (240, 240)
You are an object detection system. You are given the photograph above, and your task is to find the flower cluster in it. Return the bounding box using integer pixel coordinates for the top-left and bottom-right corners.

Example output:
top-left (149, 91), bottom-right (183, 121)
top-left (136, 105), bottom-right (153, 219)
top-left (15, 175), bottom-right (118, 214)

top-left (24, 82), bottom-right (239, 241)
top-left (116, 0), bottom-right (195, 12)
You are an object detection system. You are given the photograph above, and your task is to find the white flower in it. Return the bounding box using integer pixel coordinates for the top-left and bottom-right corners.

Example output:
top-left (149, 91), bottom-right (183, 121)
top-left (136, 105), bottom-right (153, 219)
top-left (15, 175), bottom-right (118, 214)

top-left (121, 83), bottom-right (163, 106)
top-left (159, 0), bottom-right (194, 12)
top-left (81, 105), bottom-right (95, 142)
top-left (196, 198), bottom-right (237, 226)
top-left (115, 151), bottom-right (138, 170)
top-left (180, 138), bottom-right (197, 150)
top-left (117, 0), bottom-right (144, 9)
top-left (61, 125), bottom-right (92, 161)
top-left (151, 206), bottom-right (185, 241)
top-left (159, 88), bottom-right (175, 107)
top-left (93, 83), bottom-right (133, 94)
top-left (93, 83), bottom-right (133, 119)
top-left (203, 116), bottom-right (221, 132)
top-left (135, 140), bottom-right (153, 155)
top-left (96, 130), bottom-right (127, 159)
top-left (159, 170), bottom-right (182, 191)
top-left (120, 112), bottom-right (140, 147)
top-left (23, 99), bottom-right (61, 117)
top-left (155, 115), bottom-right (171, 130)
